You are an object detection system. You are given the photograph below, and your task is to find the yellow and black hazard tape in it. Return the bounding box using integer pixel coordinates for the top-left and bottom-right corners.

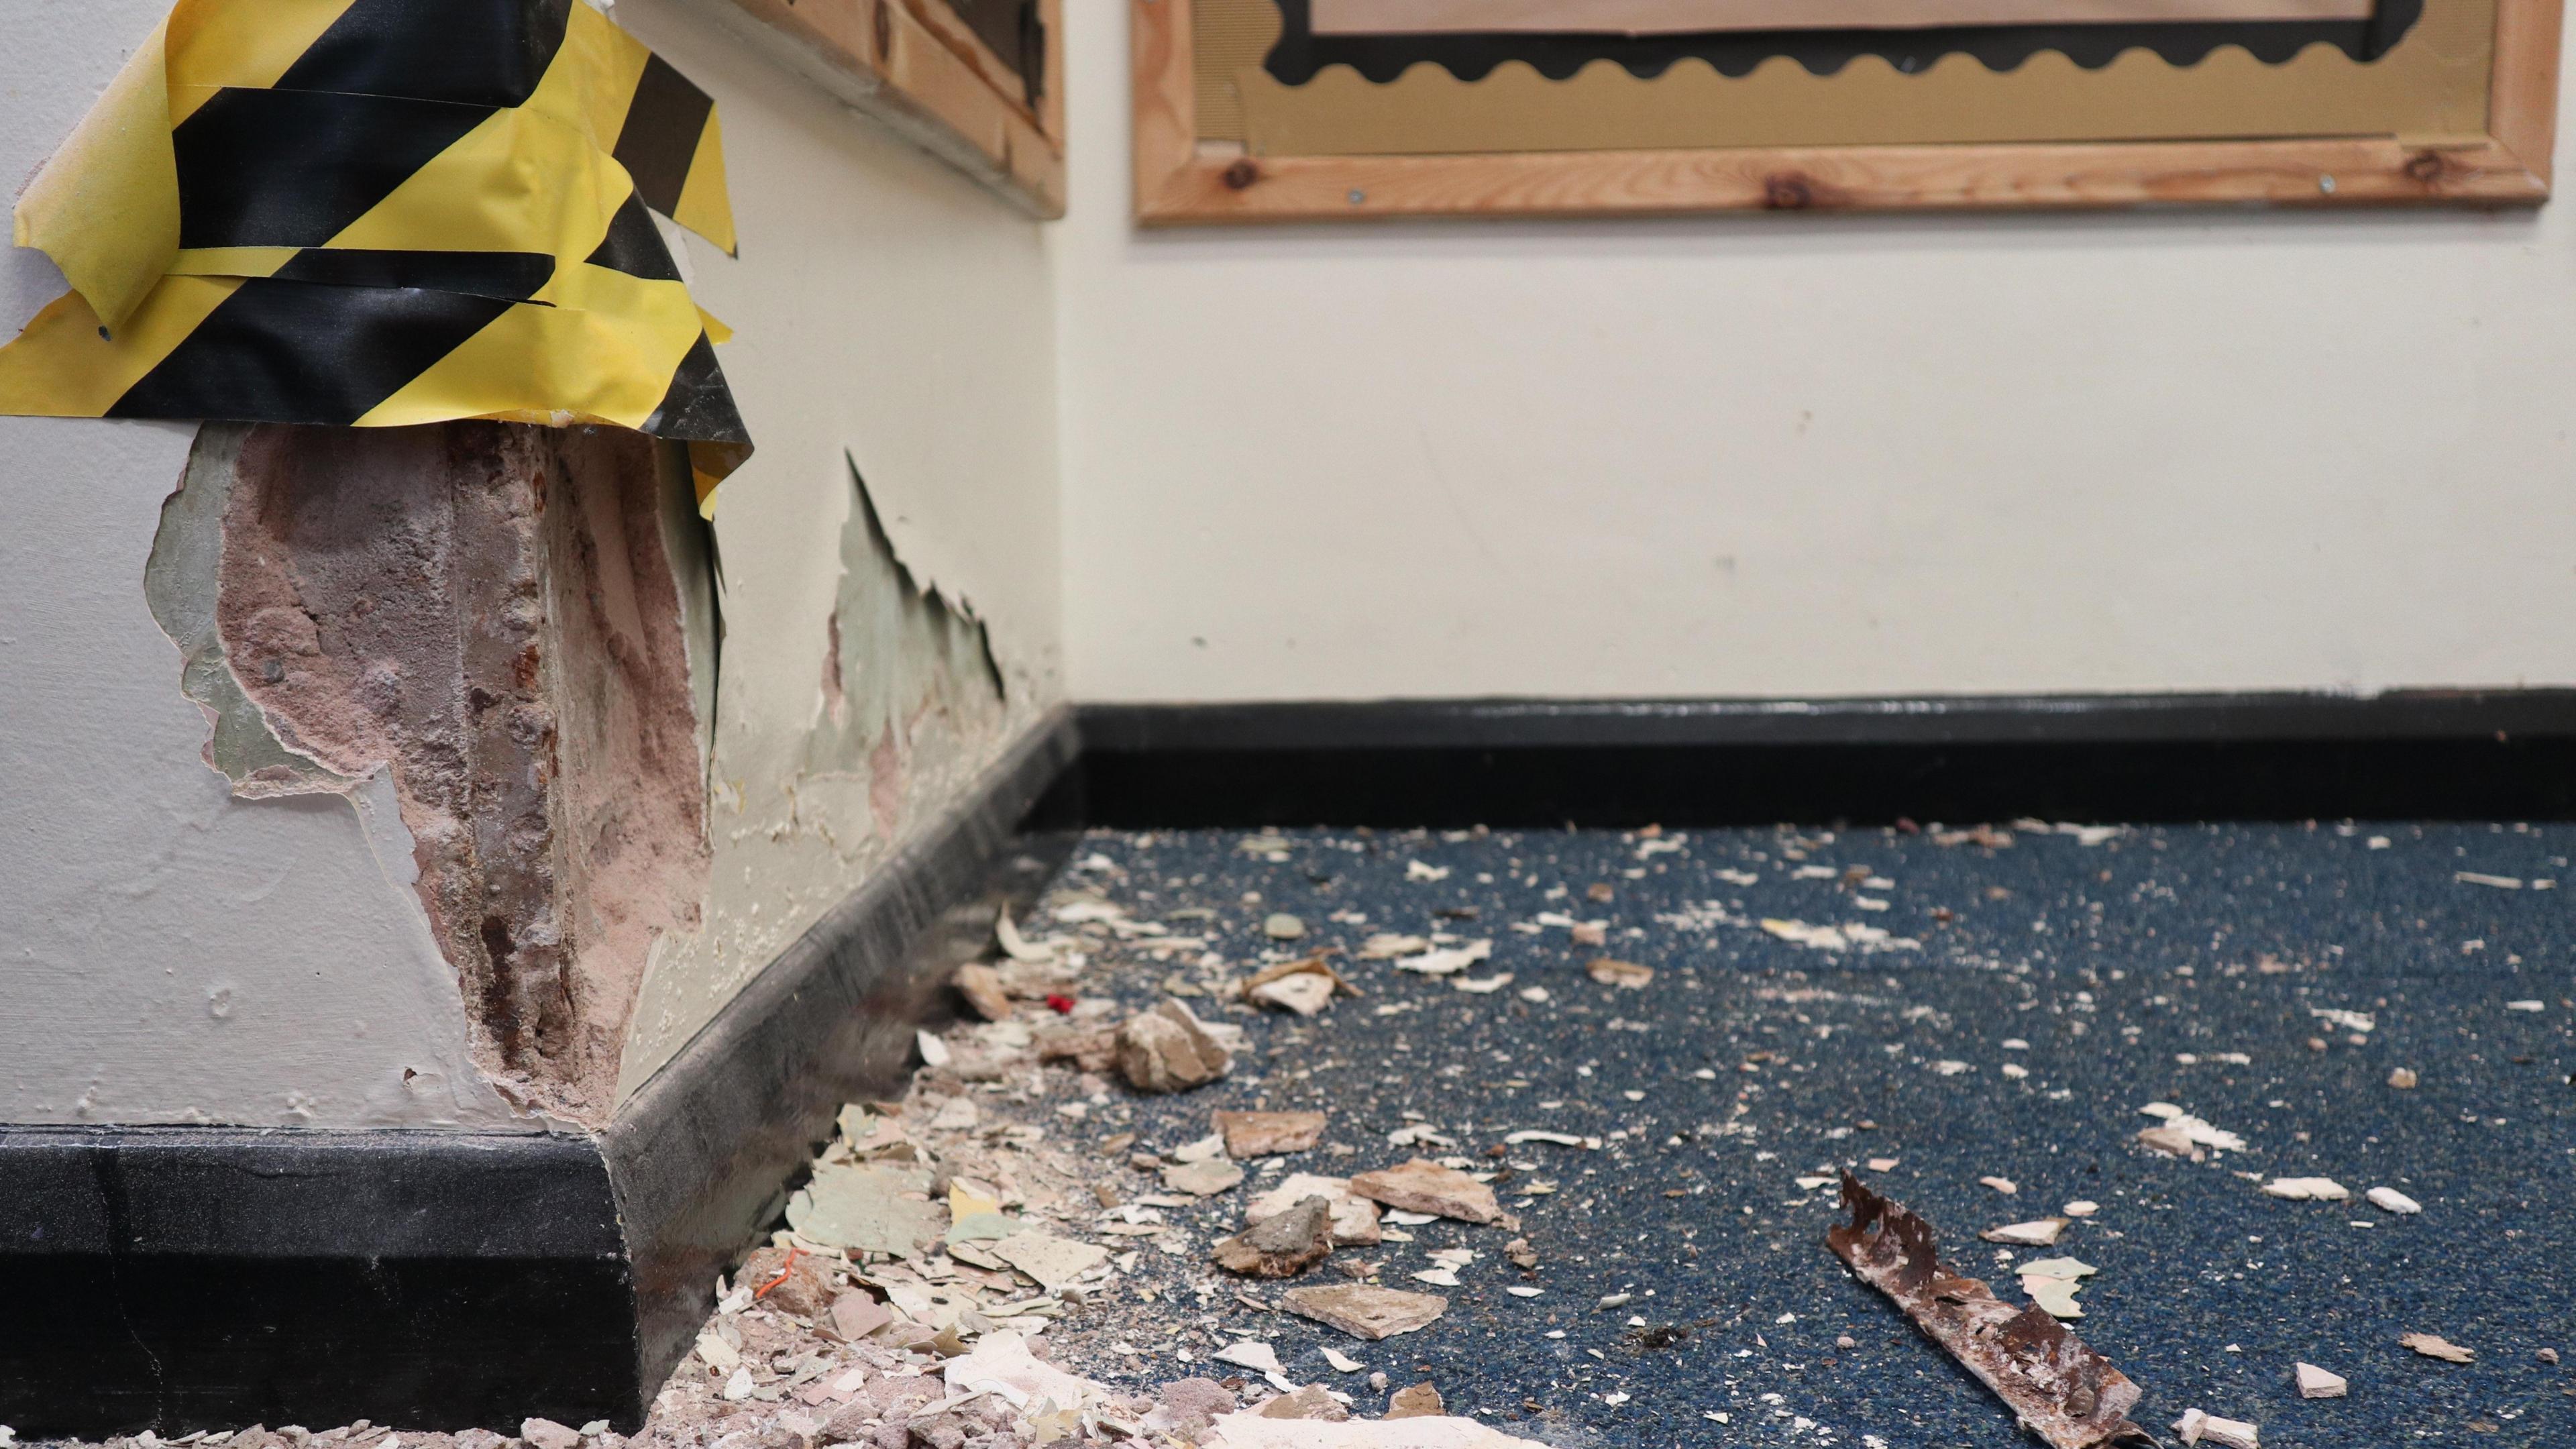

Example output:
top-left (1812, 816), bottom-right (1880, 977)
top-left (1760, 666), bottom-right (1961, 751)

top-left (0, 0), bottom-right (751, 508)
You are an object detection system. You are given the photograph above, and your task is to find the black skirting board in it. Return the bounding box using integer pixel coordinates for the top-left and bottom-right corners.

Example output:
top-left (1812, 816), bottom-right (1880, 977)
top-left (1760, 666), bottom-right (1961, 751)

top-left (1061, 690), bottom-right (2576, 828)
top-left (0, 1129), bottom-right (633, 1435)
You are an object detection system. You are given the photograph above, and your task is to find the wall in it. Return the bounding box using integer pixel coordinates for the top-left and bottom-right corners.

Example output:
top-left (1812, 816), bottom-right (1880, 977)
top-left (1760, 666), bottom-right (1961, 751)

top-left (0, 0), bottom-right (1064, 1127)
top-left (1051, 6), bottom-right (2576, 704)
top-left (610, 0), bottom-right (1063, 1104)
top-left (0, 0), bottom-right (527, 1130)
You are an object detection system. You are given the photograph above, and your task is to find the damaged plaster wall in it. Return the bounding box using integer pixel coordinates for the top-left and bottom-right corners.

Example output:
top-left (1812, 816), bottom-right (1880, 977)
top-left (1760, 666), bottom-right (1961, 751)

top-left (2, 0), bottom-right (1062, 1127)
top-left (618, 465), bottom-right (1010, 1097)
top-left (605, 0), bottom-right (1065, 1103)
top-left (0, 0), bottom-right (521, 1130)
top-left (148, 421), bottom-right (715, 1124)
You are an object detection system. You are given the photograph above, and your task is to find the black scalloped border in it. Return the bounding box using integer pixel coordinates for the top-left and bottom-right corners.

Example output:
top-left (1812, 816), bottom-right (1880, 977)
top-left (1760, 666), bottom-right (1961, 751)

top-left (1261, 0), bottom-right (2422, 82)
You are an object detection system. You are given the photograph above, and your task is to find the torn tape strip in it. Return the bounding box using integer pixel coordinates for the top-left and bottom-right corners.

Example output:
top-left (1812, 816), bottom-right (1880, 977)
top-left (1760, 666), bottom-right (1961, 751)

top-left (3, 0), bottom-right (746, 508)
top-left (168, 248), bottom-right (565, 301)
top-left (0, 265), bottom-right (733, 439)
top-left (161, 106), bottom-right (658, 294)
top-left (24, 0), bottom-right (731, 329)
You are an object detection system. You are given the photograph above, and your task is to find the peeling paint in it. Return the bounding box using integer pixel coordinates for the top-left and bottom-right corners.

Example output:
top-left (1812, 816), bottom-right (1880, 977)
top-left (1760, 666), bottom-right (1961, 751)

top-left (144, 426), bottom-right (355, 795)
top-left (615, 460), bottom-right (1012, 1101)
top-left (146, 421), bottom-right (712, 1124)
top-left (806, 456), bottom-right (1010, 850)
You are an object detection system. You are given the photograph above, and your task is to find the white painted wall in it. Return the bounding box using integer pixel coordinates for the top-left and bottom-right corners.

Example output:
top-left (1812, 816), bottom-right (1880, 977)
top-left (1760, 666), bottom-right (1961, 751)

top-left (0, 0), bottom-right (525, 1130)
top-left (1052, 7), bottom-right (2576, 703)
top-left (610, 0), bottom-right (1064, 1104)
top-left (614, 0), bottom-right (1063, 704)
top-left (0, 0), bottom-right (1065, 1126)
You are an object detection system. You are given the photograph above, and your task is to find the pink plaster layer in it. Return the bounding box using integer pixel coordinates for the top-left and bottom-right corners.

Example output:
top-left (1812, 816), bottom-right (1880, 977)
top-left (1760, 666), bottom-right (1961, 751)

top-left (211, 423), bottom-right (708, 1122)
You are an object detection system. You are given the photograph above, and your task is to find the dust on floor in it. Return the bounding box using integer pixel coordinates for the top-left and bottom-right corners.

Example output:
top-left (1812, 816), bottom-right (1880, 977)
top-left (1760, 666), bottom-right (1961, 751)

top-left (39, 820), bottom-right (2576, 1449)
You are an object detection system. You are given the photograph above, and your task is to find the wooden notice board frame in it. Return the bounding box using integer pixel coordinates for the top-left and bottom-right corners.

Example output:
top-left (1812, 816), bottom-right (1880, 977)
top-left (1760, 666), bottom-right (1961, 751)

top-left (1133, 0), bottom-right (2561, 220)
top-left (694, 0), bottom-right (1067, 216)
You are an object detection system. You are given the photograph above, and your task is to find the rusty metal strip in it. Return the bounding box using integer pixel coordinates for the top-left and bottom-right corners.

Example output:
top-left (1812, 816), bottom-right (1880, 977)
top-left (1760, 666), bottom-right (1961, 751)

top-left (1826, 1172), bottom-right (2149, 1449)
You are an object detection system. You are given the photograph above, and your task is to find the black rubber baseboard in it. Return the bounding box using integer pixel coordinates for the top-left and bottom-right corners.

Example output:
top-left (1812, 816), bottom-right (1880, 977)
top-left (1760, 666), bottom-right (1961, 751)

top-left (0, 1130), bottom-right (632, 1434)
top-left (1061, 691), bottom-right (2576, 828)
top-left (1, 711), bottom-right (1079, 1439)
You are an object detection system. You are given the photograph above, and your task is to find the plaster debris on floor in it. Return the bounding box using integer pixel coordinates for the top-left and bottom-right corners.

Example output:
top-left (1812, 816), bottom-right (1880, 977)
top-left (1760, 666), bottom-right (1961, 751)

top-left (34, 820), bottom-right (2576, 1449)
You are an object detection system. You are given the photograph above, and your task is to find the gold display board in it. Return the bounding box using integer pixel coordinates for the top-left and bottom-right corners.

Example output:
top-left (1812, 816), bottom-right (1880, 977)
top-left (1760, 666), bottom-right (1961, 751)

top-left (1134, 0), bottom-right (2561, 219)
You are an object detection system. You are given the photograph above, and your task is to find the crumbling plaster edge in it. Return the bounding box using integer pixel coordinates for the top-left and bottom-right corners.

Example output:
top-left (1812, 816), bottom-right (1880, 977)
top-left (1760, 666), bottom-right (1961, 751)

top-left (345, 771), bottom-right (579, 1132)
top-left (609, 702), bottom-right (1077, 1120)
top-left (602, 702), bottom-right (1076, 1397)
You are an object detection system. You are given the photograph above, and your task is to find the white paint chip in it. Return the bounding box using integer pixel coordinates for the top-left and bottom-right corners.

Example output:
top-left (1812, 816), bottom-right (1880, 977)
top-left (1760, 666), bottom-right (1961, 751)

top-left (2197, 1411), bottom-right (2260, 1448)
top-left (2137, 1102), bottom-right (2248, 1154)
top-left (2367, 1186), bottom-right (2423, 1215)
top-left (2022, 1276), bottom-right (2084, 1319)
top-left (2259, 1177), bottom-right (2350, 1202)
top-left (1979, 1219), bottom-right (2069, 1246)
top-left (1213, 1341), bottom-right (1284, 1375)
top-left (1393, 941), bottom-right (1493, 977)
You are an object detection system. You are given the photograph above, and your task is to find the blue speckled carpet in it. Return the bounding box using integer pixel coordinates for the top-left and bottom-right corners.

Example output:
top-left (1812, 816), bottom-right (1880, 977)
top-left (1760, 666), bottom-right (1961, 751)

top-left (1044, 820), bottom-right (2574, 1448)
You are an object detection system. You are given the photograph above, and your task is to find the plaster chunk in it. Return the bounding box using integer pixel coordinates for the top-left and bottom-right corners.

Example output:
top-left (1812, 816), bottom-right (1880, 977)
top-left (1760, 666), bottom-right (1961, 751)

top-left (1386, 1383), bottom-right (1446, 1419)
top-left (786, 1162), bottom-right (943, 1258)
top-left (1213, 1194), bottom-right (1335, 1278)
top-left (1349, 1159), bottom-right (1501, 1224)
top-left (1284, 1284), bottom-right (1450, 1340)
top-left (1119, 1000), bottom-right (1233, 1093)
top-left (1216, 1110), bottom-right (1330, 1158)
top-left (1248, 1173), bottom-right (1384, 1246)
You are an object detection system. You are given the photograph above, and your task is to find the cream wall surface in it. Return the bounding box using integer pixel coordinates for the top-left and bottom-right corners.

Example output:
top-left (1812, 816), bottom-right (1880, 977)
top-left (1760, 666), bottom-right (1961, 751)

top-left (1053, 6), bottom-right (2576, 702)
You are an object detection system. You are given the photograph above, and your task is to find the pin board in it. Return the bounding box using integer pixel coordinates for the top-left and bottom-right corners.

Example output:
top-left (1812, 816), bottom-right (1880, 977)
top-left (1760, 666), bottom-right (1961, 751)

top-left (707, 0), bottom-right (1065, 215)
top-left (1132, 0), bottom-right (2561, 219)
